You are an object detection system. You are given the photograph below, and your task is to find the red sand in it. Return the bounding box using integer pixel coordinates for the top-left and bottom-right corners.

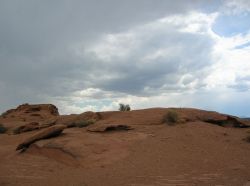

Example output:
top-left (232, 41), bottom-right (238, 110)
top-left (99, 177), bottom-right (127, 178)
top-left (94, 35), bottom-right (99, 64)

top-left (0, 104), bottom-right (250, 186)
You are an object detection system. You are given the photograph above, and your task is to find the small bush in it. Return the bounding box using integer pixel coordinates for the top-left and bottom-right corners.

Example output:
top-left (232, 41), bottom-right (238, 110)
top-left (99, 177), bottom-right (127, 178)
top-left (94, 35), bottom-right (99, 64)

top-left (0, 124), bottom-right (7, 134)
top-left (119, 103), bottom-right (131, 111)
top-left (75, 119), bottom-right (95, 128)
top-left (163, 110), bottom-right (179, 125)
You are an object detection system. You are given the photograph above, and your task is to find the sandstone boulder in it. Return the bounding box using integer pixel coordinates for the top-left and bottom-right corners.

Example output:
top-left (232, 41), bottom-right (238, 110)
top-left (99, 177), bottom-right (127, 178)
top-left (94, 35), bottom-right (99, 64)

top-left (12, 122), bottom-right (40, 134)
top-left (1, 103), bottom-right (59, 118)
top-left (16, 125), bottom-right (66, 151)
top-left (11, 118), bottom-right (58, 134)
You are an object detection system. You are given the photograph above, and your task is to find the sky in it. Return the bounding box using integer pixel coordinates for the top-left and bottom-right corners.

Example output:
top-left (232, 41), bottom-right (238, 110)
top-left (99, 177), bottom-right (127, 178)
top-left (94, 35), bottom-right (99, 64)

top-left (0, 0), bottom-right (250, 116)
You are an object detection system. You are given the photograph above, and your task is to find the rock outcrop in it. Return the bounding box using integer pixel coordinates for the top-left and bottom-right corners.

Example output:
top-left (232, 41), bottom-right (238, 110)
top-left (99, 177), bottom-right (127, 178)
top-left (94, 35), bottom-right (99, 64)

top-left (16, 125), bottom-right (66, 151)
top-left (0, 104), bottom-right (59, 132)
top-left (203, 115), bottom-right (250, 128)
top-left (1, 103), bottom-right (59, 119)
top-left (11, 118), bottom-right (57, 134)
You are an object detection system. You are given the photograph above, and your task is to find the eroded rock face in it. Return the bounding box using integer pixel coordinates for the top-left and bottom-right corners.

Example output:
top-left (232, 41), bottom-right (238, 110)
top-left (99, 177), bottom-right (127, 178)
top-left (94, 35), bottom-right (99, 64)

top-left (16, 125), bottom-right (66, 151)
top-left (12, 122), bottom-right (40, 134)
top-left (0, 104), bottom-right (59, 131)
top-left (11, 118), bottom-right (57, 134)
top-left (1, 103), bottom-right (59, 118)
top-left (203, 116), bottom-right (250, 128)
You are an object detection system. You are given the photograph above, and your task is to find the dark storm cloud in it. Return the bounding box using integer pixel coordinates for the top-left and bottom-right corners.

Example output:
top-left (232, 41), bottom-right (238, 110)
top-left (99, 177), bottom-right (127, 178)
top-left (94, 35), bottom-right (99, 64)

top-left (0, 0), bottom-right (218, 112)
top-left (83, 15), bottom-right (215, 95)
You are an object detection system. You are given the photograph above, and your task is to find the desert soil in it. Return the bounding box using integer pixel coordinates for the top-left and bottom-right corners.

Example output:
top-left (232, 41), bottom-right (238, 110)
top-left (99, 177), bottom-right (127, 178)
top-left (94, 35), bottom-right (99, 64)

top-left (0, 104), bottom-right (250, 186)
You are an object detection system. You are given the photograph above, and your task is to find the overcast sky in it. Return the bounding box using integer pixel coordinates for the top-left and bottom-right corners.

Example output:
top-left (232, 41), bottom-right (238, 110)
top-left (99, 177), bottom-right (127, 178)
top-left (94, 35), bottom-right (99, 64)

top-left (0, 0), bottom-right (250, 116)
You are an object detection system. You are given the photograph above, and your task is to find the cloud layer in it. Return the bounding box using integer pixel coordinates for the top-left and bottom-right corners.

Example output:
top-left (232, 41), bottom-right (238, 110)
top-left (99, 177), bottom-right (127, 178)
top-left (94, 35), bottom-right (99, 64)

top-left (0, 0), bottom-right (250, 116)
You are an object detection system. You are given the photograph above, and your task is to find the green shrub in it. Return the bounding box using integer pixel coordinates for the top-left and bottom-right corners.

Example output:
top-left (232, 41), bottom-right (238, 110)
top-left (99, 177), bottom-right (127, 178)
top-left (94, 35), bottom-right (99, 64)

top-left (75, 119), bottom-right (95, 128)
top-left (119, 103), bottom-right (131, 111)
top-left (163, 110), bottom-right (179, 125)
top-left (0, 124), bottom-right (7, 134)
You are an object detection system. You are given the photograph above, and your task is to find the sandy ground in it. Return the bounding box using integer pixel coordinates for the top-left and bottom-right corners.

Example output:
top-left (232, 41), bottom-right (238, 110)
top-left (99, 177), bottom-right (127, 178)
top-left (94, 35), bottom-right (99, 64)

top-left (0, 105), bottom-right (250, 186)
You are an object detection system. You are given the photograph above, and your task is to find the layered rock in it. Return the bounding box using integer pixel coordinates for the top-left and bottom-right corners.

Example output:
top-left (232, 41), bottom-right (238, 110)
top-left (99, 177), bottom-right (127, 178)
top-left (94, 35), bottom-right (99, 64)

top-left (16, 125), bottom-right (66, 151)
top-left (1, 103), bottom-right (59, 118)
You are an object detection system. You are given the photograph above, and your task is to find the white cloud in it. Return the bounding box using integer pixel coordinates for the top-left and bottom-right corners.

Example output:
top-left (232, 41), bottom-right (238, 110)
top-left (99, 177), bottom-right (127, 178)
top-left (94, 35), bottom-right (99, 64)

top-left (1, 1), bottom-right (249, 117)
top-left (225, 0), bottom-right (250, 14)
top-left (57, 10), bottom-right (250, 116)
top-left (206, 30), bottom-right (250, 90)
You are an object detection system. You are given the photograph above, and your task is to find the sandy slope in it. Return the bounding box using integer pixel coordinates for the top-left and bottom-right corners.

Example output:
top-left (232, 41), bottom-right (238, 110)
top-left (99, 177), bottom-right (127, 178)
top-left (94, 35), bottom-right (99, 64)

top-left (0, 104), bottom-right (250, 186)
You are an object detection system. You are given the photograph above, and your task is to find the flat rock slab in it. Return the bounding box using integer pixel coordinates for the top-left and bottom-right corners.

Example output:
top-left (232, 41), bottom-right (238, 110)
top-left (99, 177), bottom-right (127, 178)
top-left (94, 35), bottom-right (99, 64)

top-left (11, 122), bottom-right (40, 134)
top-left (204, 116), bottom-right (250, 128)
top-left (11, 118), bottom-right (57, 135)
top-left (16, 125), bottom-right (66, 151)
top-left (88, 124), bottom-right (133, 132)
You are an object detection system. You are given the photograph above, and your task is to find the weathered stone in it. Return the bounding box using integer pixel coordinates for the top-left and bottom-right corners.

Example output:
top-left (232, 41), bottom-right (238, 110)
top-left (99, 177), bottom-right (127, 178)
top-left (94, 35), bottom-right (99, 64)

top-left (16, 125), bottom-right (66, 151)
top-left (12, 122), bottom-right (40, 134)
top-left (204, 116), bottom-right (250, 128)
top-left (88, 124), bottom-right (133, 132)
